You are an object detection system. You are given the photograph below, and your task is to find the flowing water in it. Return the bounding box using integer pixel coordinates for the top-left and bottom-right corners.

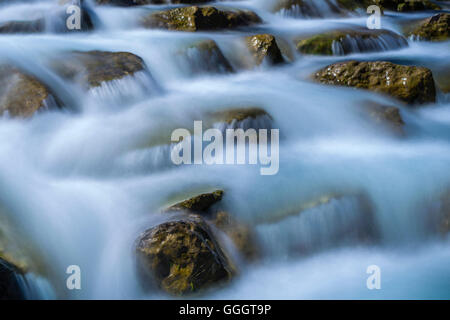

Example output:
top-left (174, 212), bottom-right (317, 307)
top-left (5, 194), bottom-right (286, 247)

top-left (0, 0), bottom-right (449, 299)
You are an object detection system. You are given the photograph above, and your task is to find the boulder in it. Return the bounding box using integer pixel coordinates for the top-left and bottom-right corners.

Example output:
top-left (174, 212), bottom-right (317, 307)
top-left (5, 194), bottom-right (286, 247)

top-left (296, 29), bottom-right (407, 55)
top-left (135, 214), bottom-right (234, 296)
top-left (166, 190), bottom-right (260, 261)
top-left (0, 66), bottom-right (59, 117)
top-left (141, 6), bottom-right (261, 32)
top-left (0, 19), bottom-right (45, 34)
top-left (180, 40), bottom-right (234, 74)
top-left (245, 34), bottom-right (284, 66)
top-left (312, 61), bottom-right (436, 105)
top-left (50, 51), bottom-right (146, 89)
top-left (410, 13), bottom-right (449, 41)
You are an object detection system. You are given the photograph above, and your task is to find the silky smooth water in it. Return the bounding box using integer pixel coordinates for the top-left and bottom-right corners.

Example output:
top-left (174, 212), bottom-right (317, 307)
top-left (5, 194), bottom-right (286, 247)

top-left (0, 0), bottom-right (449, 299)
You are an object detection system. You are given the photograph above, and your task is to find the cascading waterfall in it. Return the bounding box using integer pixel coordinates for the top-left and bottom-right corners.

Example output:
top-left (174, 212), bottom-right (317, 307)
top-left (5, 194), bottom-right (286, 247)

top-left (0, 0), bottom-right (449, 299)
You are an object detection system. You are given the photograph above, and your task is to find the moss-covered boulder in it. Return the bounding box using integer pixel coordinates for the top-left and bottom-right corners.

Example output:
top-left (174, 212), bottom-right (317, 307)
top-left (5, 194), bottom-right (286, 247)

top-left (141, 6), bottom-right (261, 32)
top-left (0, 258), bottom-right (26, 300)
top-left (410, 13), bottom-right (449, 41)
top-left (0, 66), bottom-right (59, 118)
top-left (245, 34), bottom-right (284, 66)
top-left (180, 40), bottom-right (234, 74)
top-left (296, 29), bottom-right (407, 55)
top-left (313, 61), bottom-right (436, 105)
top-left (51, 51), bottom-right (145, 89)
top-left (135, 214), bottom-right (234, 296)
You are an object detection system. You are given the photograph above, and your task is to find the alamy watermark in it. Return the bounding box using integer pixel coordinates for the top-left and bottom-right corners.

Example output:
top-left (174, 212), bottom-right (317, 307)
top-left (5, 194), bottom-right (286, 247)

top-left (366, 265), bottom-right (381, 290)
top-left (367, 5), bottom-right (382, 29)
top-left (170, 121), bottom-right (280, 176)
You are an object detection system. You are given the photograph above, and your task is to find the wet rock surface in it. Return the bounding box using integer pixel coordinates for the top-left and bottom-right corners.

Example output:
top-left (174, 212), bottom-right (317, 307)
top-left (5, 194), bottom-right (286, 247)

top-left (313, 61), bottom-right (436, 105)
top-left (0, 66), bottom-right (58, 117)
top-left (135, 214), bottom-right (234, 296)
top-left (245, 34), bottom-right (284, 66)
top-left (141, 6), bottom-right (262, 32)
top-left (410, 13), bottom-right (450, 41)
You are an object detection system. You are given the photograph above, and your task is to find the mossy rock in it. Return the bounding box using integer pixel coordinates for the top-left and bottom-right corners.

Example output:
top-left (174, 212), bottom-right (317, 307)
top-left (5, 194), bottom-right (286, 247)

top-left (0, 66), bottom-right (59, 118)
top-left (410, 13), bottom-right (449, 41)
top-left (0, 258), bottom-right (26, 300)
top-left (168, 190), bottom-right (224, 213)
top-left (51, 51), bottom-right (145, 88)
top-left (296, 29), bottom-right (407, 55)
top-left (141, 6), bottom-right (262, 32)
top-left (135, 214), bottom-right (234, 296)
top-left (209, 107), bottom-right (271, 124)
top-left (313, 61), bottom-right (436, 105)
top-left (245, 34), bottom-right (284, 66)
top-left (181, 40), bottom-right (234, 74)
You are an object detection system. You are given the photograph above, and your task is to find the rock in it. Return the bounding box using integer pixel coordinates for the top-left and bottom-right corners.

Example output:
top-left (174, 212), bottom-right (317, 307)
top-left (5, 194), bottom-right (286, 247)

top-left (209, 107), bottom-right (271, 124)
top-left (363, 101), bottom-right (405, 134)
top-left (336, 0), bottom-right (441, 12)
top-left (180, 40), bottom-right (234, 74)
top-left (0, 258), bottom-right (26, 300)
top-left (0, 66), bottom-right (59, 117)
top-left (213, 211), bottom-right (259, 261)
top-left (312, 61), bottom-right (436, 105)
top-left (0, 19), bottom-right (45, 34)
top-left (274, 0), bottom-right (343, 17)
top-left (135, 214), bottom-right (234, 296)
top-left (168, 190), bottom-right (224, 213)
top-left (141, 6), bottom-right (262, 32)
top-left (245, 34), bottom-right (284, 66)
top-left (296, 29), bottom-right (407, 56)
top-left (410, 13), bottom-right (450, 41)
top-left (51, 51), bottom-right (146, 89)
top-left (166, 190), bottom-right (260, 261)
top-left (95, 0), bottom-right (212, 5)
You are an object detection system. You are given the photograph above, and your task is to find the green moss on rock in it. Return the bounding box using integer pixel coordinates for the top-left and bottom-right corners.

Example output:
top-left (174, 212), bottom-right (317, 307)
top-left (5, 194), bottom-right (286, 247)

top-left (141, 6), bottom-right (261, 32)
top-left (410, 13), bottom-right (449, 41)
top-left (245, 34), bottom-right (284, 66)
top-left (51, 51), bottom-right (145, 88)
top-left (168, 190), bottom-right (224, 213)
top-left (0, 66), bottom-right (56, 118)
top-left (313, 61), bottom-right (436, 105)
top-left (135, 214), bottom-right (234, 296)
top-left (296, 29), bottom-right (407, 55)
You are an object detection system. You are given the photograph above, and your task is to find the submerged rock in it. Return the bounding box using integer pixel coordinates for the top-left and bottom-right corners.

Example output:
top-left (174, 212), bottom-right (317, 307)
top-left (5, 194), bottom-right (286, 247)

top-left (0, 258), bottom-right (26, 300)
top-left (0, 66), bottom-right (59, 118)
top-left (141, 6), bottom-right (261, 32)
top-left (245, 34), bottom-right (284, 66)
top-left (135, 214), bottom-right (234, 296)
top-left (180, 40), bottom-right (234, 74)
top-left (51, 51), bottom-right (146, 89)
top-left (209, 107), bottom-right (271, 124)
top-left (313, 61), bottom-right (436, 105)
top-left (363, 101), bottom-right (405, 135)
top-left (296, 29), bottom-right (407, 56)
top-left (0, 19), bottom-right (45, 34)
top-left (166, 190), bottom-right (260, 261)
top-left (410, 13), bottom-right (450, 41)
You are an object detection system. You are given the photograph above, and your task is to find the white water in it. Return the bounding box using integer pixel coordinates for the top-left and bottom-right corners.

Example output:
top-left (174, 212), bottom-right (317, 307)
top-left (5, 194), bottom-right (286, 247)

top-left (0, 0), bottom-right (449, 299)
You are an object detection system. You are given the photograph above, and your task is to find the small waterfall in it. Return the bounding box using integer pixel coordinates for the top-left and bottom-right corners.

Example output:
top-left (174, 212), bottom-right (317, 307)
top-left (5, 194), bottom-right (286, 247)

top-left (332, 32), bottom-right (409, 55)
